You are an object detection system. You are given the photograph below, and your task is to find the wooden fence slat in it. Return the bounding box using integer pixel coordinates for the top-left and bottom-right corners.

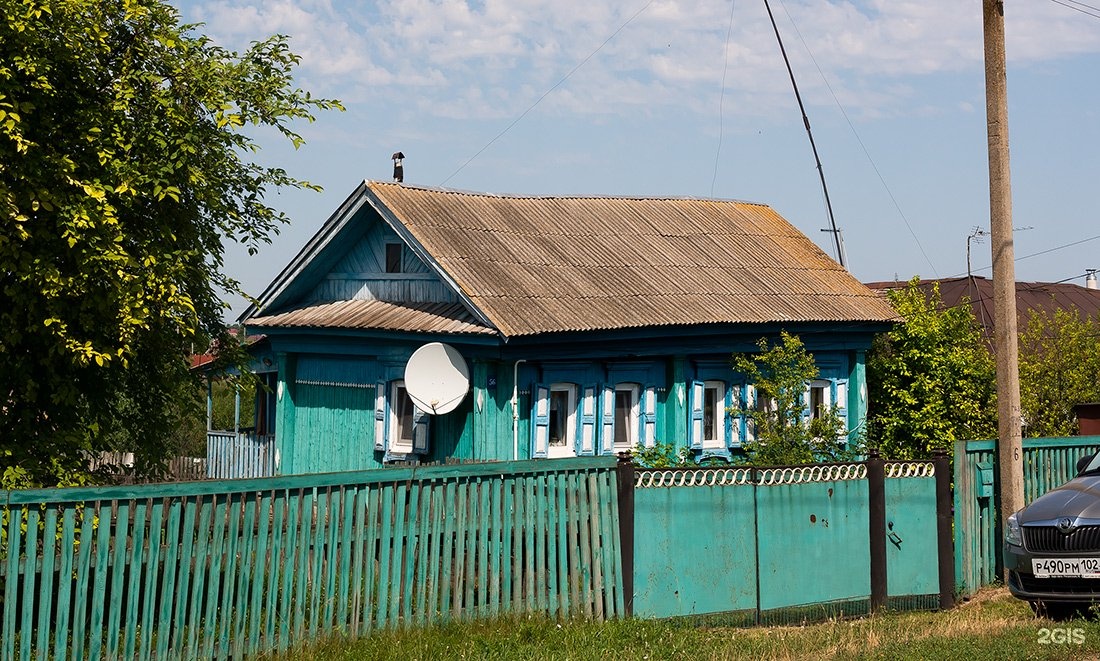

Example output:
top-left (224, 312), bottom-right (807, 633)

top-left (185, 497), bottom-right (211, 659)
top-left (555, 472), bottom-right (571, 617)
top-left (463, 480), bottom-right (477, 616)
top-left (398, 482), bottom-right (417, 626)
top-left (488, 478), bottom-right (502, 619)
top-left (122, 502), bottom-right (146, 660)
top-left (174, 497), bottom-right (199, 660)
top-left (250, 490), bottom-right (273, 656)
top-left (2, 510), bottom-right (20, 661)
top-left (53, 507), bottom-right (77, 661)
top-left (70, 505), bottom-right (96, 661)
top-left (291, 489), bottom-right (313, 645)
top-left (349, 487), bottom-right (368, 638)
top-left (276, 489), bottom-right (298, 654)
top-left (376, 484), bottom-right (394, 628)
top-left (19, 508), bottom-right (39, 661)
top-left (35, 508), bottom-right (58, 661)
top-left (155, 498), bottom-right (182, 661)
top-left (451, 479), bottom-right (469, 619)
top-left (308, 488), bottom-right (328, 639)
top-left (232, 493), bottom-right (258, 660)
top-left (336, 487), bottom-right (356, 632)
top-left (439, 480), bottom-right (455, 622)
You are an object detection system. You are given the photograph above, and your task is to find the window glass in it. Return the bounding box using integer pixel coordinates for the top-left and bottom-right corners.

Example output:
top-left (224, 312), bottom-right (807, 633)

top-left (549, 389), bottom-right (569, 448)
top-left (613, 384), bottom-right (639, 449)
top-left (809, 380), bottom-right (830, 420)
top-left (393, 382), bottom-right (415, 445)
top-left (703, 380), bottom-right (725, 448)
top-left (385, 243), bottom-right (403, 273)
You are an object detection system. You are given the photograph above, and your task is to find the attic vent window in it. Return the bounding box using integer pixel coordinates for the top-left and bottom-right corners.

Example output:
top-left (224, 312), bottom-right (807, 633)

top-left (385, 243), bottom-right (404, 273)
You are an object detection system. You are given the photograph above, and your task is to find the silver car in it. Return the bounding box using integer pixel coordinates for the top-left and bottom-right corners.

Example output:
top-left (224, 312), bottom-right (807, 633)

top-left (1006, 451), bottom-right (1100, 617)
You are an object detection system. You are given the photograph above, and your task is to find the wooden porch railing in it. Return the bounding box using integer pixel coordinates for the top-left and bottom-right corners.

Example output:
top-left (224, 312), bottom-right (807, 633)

top-left (206, 431), bottom-right (276, 479)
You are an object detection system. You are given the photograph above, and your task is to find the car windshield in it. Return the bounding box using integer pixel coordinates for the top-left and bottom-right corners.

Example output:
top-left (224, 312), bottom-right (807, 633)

top-left (1083, 452), bottom-right (1100, 474)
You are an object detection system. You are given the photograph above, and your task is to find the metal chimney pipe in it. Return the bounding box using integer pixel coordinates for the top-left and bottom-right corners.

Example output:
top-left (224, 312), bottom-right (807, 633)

top-left (1087, 269), bottom-right (1097, 290)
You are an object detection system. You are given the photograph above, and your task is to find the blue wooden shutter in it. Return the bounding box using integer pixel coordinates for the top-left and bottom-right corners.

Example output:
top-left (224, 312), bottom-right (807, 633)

top-left (641, 387), bottom-right (657, 448)
top-left (802, 383), bottom-right (813, 427)
top-left (374, 381), bottom-right (387, 451)
top-left (688, 380), bottom-right (704, 450)
top-left (745, 384), bottom-right (756, 443)
top-left (531, 384), bottom-right (550, 458)
top-left (412, 405), bottom-right (430, 454)
top-left (834, 378), bottom-right (849, 441)
top-left (578, 386), bottom-right (596, 456)
top-left (725, 386), bottom-right (737, 449)
top-left (600, 385), bottom-right (615, 455)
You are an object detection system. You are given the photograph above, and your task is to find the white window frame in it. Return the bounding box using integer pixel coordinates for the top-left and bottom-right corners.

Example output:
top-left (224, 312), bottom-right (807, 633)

top-left (808, 379), bottom-right (832, 420)
top-left (389, 380), bottom-right (416, 453)
top-left (613, 383), bottom-right (640, 451)
top-left (547, 383), bottom-right (577, 459)
top-left (702, 380), bottom-right (726, 450)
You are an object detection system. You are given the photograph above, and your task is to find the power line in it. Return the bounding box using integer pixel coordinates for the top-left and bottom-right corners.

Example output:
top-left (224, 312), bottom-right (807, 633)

top-left (950, 233), bottom-right (1100, 278)
top-left (710, 0), bottom-right (738, 197)
top-left (1051, 0), bottom-right (1100, 19)
top-left (440, 0), bottom-right (657, 187)
top-left (775, 0), bottom-right (938, 277)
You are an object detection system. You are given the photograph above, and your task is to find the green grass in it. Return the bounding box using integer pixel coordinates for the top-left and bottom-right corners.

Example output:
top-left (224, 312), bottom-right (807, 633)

top-left (263, 589), bottom-right (1100, 660)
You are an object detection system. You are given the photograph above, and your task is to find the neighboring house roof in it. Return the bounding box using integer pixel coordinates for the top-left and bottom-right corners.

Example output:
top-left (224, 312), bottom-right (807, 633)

top-left (864, 276), bottom-right (1100, 334)
top-left (247, 299), bottom-right (495, 336)
top-left (245, 181), bottom-right (897, 338)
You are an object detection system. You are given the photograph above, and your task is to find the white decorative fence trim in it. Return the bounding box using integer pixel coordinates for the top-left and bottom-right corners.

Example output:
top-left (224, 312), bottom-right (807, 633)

top-left (885, 462), bottom-right (935, 478)
top-left (635, 468), bottom-right (753, 488)
top-left (756, 464), bottom-right (867, 485)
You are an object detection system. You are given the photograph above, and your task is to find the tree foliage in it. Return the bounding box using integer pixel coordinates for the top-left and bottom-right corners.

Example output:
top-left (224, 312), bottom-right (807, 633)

top-left (866, 279), bottom-right (997, 459)
top-left (0, 0), bottom-right (340, 483)
top-left (733, 332), bottom-right (855, 465)
top-left (1018, 307), bottom-right (1100, 438)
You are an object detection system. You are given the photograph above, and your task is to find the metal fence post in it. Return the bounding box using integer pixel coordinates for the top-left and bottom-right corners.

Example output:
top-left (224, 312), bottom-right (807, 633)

top-left (616, 452), bottom-right (635, 617)
top-left (934, 450), bottom-right (956, 609)
top-left (867, 451), bottom-right (887, 612)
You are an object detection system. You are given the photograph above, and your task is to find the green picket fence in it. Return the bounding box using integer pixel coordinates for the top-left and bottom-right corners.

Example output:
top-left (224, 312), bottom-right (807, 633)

top-left (953, 436), bottom-right (1100, 596)
top-left (0, 457), bottom-right (623, 660)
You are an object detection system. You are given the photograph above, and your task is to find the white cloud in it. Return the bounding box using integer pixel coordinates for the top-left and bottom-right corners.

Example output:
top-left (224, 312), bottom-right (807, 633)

top-left (177, 0), bottom-right (1100, 122)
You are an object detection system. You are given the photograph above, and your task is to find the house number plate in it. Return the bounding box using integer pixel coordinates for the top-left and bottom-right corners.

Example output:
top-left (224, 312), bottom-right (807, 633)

top-left (1032, 558), bottom-right (1100, 578)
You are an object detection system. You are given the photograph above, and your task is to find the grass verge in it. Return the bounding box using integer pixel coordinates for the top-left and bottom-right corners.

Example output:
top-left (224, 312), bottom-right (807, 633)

top-left (263, 588), bottom-right (1100, 660)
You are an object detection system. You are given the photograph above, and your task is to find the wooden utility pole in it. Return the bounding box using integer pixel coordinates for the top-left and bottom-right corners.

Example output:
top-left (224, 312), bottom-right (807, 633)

top-left (983, 0), bottom-right (1024, 555)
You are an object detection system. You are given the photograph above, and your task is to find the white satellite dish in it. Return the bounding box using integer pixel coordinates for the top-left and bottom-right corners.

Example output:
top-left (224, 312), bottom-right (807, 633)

top-left (404, 342), bottom-right (470, 415)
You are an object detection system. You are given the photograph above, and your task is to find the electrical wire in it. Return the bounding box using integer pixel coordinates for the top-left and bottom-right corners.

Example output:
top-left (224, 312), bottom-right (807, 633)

top-left (1051, 0), bottom-right (1100, 19)
top-left (710, 0), bottom-right (738, 197)
top-left (950, 233), bottom-right (1100, 278)
top-left (439, 0), bottom-right (657, 187)
top-left (775, 0), bottom-right (938, 277)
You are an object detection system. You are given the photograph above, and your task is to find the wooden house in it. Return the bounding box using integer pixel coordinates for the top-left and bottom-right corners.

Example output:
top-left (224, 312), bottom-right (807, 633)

top-left (230, 181), bottom-right (896, 475)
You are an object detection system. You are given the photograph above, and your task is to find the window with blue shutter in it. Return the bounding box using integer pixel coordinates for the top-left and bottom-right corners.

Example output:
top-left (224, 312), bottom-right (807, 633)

top-left (640, 386), bottom-right (657, 448)
top-left (600, 385), bottom-right (615, 455)
top-left (688, 380), bottom-right (705, 450)
top-left (834, 378), bottom-right (849, 442)
top-left (578, 386), bottom-right (597, 456)
top-left (374, 381), bottom-right (386, 451)
top-left (531, 383), bottom-right (550, 458)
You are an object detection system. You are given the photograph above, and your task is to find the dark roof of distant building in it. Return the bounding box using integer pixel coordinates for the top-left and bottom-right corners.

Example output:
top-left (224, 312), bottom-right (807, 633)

top-left (864, 275), bottom-right (1100, 333)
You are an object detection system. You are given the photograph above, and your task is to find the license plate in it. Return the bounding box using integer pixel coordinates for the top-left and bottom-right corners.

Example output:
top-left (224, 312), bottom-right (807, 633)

top-left (1032, 557), bottom-right (1100, 578)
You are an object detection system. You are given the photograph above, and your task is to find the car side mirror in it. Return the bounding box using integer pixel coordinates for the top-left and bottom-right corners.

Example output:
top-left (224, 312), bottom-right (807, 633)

top-left (1077, 452), bottom-right (1097, 474)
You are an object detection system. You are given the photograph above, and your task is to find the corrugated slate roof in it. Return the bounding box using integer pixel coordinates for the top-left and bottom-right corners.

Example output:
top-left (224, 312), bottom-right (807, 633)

top-left (365, 182), bottom-right (896, 336)
top-left (247, 300), bottom-right (495, 336)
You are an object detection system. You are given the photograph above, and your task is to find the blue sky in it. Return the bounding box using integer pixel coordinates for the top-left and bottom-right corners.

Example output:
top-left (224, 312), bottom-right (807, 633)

top-left (174, 1), bottom-right (1100, 318)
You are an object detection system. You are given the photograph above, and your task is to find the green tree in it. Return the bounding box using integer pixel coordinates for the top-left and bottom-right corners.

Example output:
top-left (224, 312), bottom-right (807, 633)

top-left (733, 332), bottom-right (855, 465)
top-left (866, 279), bottom-right (997, 459)
top-left (0, 1), bottom-right (340, 484)
top-left (1018, 307), bottom-right (1100, 438)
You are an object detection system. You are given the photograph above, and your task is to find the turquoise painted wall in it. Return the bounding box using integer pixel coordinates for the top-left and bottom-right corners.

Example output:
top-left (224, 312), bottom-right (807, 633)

top-left (264, 337), bottom-right (875, 474)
